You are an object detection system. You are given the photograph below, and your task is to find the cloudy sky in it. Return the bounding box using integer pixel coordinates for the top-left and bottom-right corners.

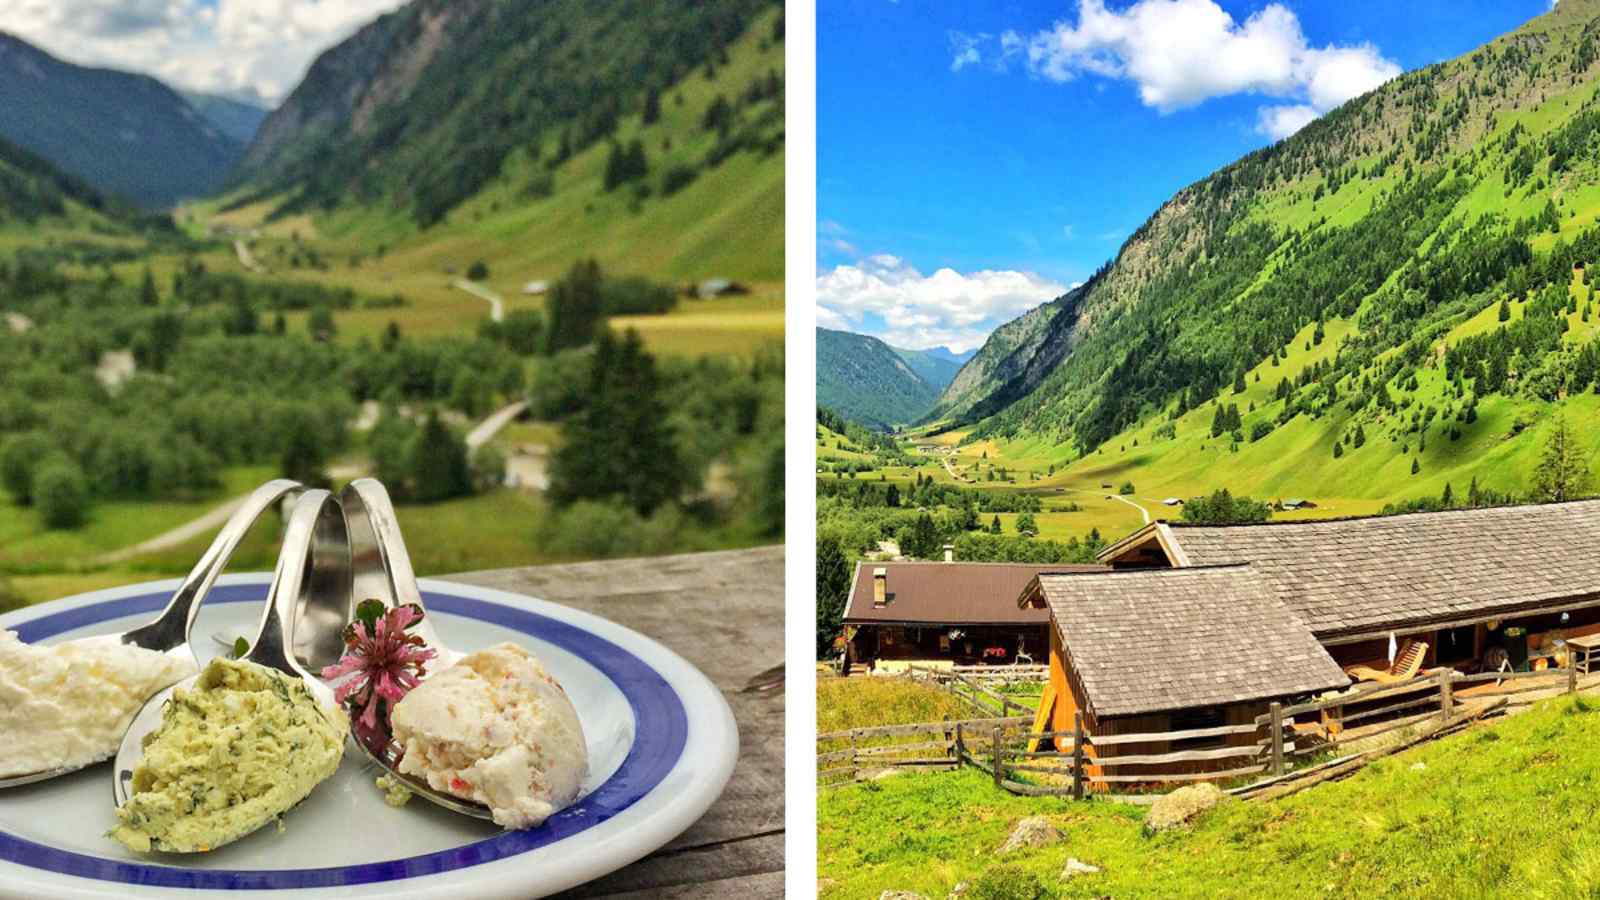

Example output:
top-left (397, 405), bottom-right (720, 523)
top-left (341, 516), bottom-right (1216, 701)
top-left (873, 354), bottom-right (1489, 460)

top-left (819, 0), bottom-right (1551, 352)
top-left (0, 0), bottom-right (409, 105)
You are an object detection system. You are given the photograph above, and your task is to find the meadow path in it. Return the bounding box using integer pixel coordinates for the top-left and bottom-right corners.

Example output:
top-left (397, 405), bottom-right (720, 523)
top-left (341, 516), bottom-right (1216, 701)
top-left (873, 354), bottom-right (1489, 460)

top-left (234, 239), bottom-right (267, 274)
top-left (453, 279), bottom-right (505, 322)
top-left (95, 400), bottom-right (530, 566)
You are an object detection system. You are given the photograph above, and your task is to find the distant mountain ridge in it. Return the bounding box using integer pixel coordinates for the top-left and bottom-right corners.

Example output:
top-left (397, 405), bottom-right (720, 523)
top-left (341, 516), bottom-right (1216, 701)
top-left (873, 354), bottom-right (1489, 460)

top-left (817, 328), bottom-right (939, 430)
top-left (181, 92), bottom-right (270, 144)
top-left (0, 32), bottom-right (242, 208)
top-left (890, 345), bottom-right (964, 393)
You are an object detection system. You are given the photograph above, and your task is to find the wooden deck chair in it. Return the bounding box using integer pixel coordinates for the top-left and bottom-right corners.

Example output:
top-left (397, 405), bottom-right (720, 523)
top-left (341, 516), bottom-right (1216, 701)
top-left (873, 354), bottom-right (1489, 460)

top-left (1345, 640), bottom-right (1430, 684)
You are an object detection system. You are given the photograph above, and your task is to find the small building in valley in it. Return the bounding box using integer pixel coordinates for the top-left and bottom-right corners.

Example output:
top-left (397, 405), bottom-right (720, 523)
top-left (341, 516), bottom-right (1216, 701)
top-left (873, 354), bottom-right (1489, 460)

top-left (842, 560), bottom-right (1102, 674)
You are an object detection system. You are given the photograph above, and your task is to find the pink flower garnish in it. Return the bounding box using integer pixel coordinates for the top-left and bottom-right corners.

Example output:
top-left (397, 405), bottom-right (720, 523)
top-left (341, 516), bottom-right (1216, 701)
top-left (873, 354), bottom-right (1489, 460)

top-left (321, 602), bottom-right (437, 740)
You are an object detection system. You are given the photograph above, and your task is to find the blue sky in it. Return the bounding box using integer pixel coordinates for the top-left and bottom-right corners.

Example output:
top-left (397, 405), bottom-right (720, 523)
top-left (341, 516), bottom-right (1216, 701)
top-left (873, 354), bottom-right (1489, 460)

top-left (817, 0), bottom-right (1553, 352)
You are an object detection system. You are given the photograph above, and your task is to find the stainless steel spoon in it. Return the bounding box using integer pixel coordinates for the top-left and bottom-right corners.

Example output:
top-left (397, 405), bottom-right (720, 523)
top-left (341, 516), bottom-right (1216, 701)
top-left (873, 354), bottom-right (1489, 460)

top-left (336, 478), bottom-right (490, 821)
top-left (0, 478), bottom-right (303, 789)
top-left (112, 489), bottom-right (349, 848)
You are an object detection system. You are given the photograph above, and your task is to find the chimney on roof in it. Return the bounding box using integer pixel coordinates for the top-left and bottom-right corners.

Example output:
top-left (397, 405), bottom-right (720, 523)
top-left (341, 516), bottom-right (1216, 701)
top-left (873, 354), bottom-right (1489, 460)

top-left (873, 567), bottom-right (887, 606)
top-left (943, 543), bottom-right (954, 563)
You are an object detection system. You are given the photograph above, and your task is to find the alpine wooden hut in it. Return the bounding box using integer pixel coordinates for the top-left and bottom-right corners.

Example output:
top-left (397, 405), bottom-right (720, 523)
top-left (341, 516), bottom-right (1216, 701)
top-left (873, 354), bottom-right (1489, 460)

top-left (1018, 565), bottom-right (1349, 780)
top-left (841, 560), bottom-right (1101, 674)
top-left (1018, 499), bottom-right (1600, 781)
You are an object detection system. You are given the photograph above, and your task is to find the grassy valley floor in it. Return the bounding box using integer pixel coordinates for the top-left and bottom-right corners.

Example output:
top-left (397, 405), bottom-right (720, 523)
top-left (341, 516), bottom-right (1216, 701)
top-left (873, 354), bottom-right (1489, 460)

top-left (820, 693), bottom-right (1600, 899)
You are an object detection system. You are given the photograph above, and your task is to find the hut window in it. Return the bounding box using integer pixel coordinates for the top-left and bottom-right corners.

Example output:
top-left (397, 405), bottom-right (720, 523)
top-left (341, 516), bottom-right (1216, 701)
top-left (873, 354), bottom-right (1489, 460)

top-left (1170, 706), bottom-right (1226, 750)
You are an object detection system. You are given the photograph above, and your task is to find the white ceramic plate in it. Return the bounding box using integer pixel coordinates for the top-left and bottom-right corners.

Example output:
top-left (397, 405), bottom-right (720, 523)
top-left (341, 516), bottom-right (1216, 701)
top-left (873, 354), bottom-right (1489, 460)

top-left (0, 575), bottom-right (738, 899)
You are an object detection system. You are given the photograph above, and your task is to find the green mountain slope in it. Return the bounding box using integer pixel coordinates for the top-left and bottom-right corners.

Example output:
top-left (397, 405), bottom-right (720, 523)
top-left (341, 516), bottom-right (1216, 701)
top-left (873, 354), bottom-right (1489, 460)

top-left (0, 33), bottom-right (241, 208)
top-left (0, 134), bottom-right (122, 227)
top-left (819, 328), bottom-right (938, 430)
top-left (943, 0), bottom-right (1600, 502)
top-left (891, 345), bottom-right (964, 393)
top-left (215, 0), bottom-right (783, 286)
top-left (235, 0), bottom-right (781, 234)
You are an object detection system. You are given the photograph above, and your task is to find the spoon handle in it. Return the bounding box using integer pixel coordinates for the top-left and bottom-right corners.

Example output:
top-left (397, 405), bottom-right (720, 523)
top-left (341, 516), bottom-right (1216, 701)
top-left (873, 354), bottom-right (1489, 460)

top-left (247, 490), bottom-right (343, 677)
top-left (342, 479), bottom-right (451, 658)
top-left (123, 479), bottom-right (303, 653)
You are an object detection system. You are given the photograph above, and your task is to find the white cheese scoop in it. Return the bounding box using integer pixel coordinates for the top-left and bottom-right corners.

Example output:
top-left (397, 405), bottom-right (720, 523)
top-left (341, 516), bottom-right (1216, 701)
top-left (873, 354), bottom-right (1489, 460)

top-left (0, 479), bottom-right (303, 789)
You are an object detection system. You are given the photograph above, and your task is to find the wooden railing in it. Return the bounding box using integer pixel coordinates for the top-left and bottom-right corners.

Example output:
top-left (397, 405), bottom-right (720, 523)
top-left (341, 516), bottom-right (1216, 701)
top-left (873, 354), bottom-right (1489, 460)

top-left (817, 715), bottom-right (1032, 788)
top-left (903, 664), bottom-right (1041, 718)
top-left (821, 660), bottom-right (1593, 795)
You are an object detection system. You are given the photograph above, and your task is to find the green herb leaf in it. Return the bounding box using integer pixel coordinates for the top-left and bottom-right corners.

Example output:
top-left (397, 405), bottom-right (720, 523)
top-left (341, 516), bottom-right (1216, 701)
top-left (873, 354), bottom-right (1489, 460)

top-left (231, 637), bottom-right (250, 659)
top-left (355, 598), bottom-right (386, 633)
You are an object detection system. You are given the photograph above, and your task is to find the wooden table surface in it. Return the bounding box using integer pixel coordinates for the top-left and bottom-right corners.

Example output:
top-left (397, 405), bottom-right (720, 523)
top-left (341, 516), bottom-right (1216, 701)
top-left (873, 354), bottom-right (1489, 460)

top-left (444, 546), bottom-right (785, 899)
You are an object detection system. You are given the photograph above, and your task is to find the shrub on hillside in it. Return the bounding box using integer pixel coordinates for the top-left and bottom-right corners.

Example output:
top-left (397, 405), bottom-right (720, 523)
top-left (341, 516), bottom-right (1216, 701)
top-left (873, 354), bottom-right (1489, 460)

top-left (35, 458), bottom-right (90, 530)
top-left (661, 163), bottom-right (700, 196)
top-left (601, 277), bottom-right (678, 316)
top-left (1181, 488), bottom-right (1272, 525)
top-left (967, 864), bottom-right (1056, 900)
top-left (0, 432), bottom-right (54, 505)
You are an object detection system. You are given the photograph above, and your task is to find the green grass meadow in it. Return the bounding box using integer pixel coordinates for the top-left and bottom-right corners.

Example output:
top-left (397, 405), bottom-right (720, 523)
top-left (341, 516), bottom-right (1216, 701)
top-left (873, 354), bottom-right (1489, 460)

top-left (820, 694), bottom-right (1600, 899)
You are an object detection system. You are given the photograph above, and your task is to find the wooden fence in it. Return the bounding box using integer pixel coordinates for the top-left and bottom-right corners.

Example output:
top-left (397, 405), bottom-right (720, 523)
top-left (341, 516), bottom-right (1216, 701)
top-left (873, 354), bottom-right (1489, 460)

top-left (821, 662), bottom-right (1592, 796)
top-left (817, 715), bottom-right (1033, 788)
top-left (904, 664), bottom-right (1041, 718)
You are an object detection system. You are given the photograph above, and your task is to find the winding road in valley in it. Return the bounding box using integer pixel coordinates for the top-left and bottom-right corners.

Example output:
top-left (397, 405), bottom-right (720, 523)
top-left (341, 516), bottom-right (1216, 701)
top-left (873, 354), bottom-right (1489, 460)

top-left (234, 239), bottom-right (267, 274)
top-left (94, 401), bottom-right (532, 566)
top-left (453, 279), bottom-right (505, 322)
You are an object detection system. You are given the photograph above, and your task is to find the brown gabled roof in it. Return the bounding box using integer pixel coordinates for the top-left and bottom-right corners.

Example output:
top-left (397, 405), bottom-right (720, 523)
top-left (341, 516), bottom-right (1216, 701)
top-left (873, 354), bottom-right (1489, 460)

top-left (843, 561), bottom-right (1103, 626)
top-left (1148, 499), bottom-right (1600, 640)
top-left (1028, 565), bottom-right (1348, 717)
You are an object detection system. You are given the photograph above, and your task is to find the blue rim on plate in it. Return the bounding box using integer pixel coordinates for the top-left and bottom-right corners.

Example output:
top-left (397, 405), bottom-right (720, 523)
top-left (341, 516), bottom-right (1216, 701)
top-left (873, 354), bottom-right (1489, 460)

top-left (0, 583), bottom-right (689, 889)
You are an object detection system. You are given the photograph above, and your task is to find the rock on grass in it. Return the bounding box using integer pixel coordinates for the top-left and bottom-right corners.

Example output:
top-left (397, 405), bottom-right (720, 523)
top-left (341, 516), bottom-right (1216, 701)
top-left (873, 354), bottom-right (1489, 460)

top-left (1145, 782), bottom-right (1225, 832)
top-left (997, 815), bottom-right (1062, 853)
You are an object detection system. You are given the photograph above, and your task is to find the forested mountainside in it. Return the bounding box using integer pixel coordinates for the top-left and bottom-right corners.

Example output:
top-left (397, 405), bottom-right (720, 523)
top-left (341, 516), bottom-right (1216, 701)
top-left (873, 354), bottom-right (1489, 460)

top-left (0, 33), bottom-right (240, 208)
top-left (233, 0), bottom-right (782, 230)
top-left (818, 328), bottom-right (939, 430)
top-left (0, 134), bottom-right (124, 227)
top-left (942, 0), bottom-right (1600, 471)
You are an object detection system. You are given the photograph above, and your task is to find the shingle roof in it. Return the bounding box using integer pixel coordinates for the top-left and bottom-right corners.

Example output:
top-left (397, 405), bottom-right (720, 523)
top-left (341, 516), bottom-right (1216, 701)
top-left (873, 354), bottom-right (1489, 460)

top-left (1165, 500), bottom-right (1600, 639)
top-left (844, 561), bottom-right (1103, 625)
top-left (1031, 565), bottom-right (1348, 717)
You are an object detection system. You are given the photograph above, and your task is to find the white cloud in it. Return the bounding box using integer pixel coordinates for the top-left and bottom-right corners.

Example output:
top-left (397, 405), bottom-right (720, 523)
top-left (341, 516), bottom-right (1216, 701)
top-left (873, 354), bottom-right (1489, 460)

top-left (1256, 103), bottom-right (1318, 140)
top-left (0, 0), bottom-right (410, 104)
top-left (962, 0), bottom-right (1400, 139)
top-left (817, 255), bottom-right (1068, 353)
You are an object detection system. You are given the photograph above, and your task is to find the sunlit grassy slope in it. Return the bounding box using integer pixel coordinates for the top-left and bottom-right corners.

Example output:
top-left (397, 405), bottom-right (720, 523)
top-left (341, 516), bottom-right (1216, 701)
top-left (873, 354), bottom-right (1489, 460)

top-left (173, 7), bottom-right (784, 356)
top-left (821, 693), bottom-right (1600, 899)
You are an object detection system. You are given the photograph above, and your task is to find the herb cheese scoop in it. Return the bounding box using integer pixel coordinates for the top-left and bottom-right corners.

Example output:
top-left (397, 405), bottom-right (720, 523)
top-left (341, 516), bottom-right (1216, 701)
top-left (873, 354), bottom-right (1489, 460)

top-left (111, 489), bottom-right (351, 852)
top-left (0, 478), bottom-right (303, 790)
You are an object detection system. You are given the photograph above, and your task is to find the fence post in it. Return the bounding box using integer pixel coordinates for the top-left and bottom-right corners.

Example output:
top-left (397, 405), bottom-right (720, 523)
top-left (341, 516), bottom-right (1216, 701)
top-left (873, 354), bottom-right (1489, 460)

top-left (849, 731), bottom-right (859, 782)
top-left (992, 727), bottom-right (1003, 788)
top-left (1439, 670), bottom-right (1454, 721)
top-left (1571, 652), bottom-right (1580, 695)
top-left (1071, 711), bottom-right (1085, 800)
top-left (955, 723), bottom-right (965, 764)
top-left (1269, 702), bottom-right (1285, 777)
top-left (1001, 696), bottom-right (1013, 718)
top-left (943, 715), bottom-right (954, 765)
